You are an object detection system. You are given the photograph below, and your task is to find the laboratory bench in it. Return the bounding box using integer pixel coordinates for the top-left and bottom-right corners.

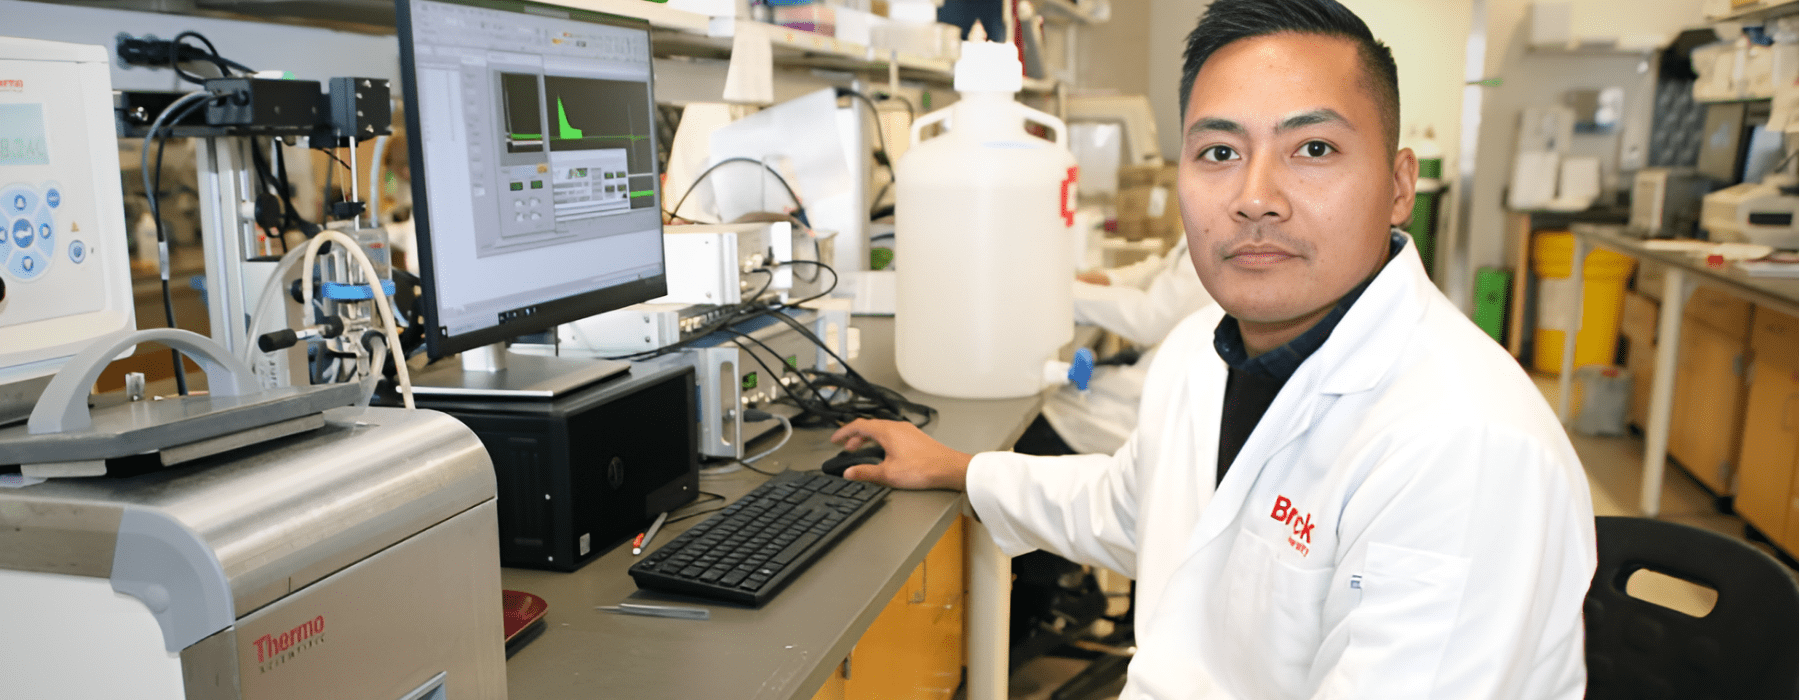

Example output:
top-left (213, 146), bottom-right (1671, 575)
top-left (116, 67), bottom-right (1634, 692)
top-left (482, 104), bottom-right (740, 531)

top-left (1556, 224), bottom-right (1799, 540)
top-left (498, 316), bottom-right (1053, 700)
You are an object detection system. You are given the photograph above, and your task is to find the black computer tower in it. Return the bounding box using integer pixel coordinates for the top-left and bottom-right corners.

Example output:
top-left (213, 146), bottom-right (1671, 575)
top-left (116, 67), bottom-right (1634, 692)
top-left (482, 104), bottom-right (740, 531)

top-left (421, 364), bottom-right (700, 571)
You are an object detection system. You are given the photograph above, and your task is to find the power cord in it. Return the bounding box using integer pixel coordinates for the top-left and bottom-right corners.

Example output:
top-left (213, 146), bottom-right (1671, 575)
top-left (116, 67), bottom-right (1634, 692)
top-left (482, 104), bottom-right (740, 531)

top-left (668, 156), bottom-right (809, 227)
top-left (835, 88), bottom-right (897, 187)
top-left (662, 493), bottom-right (731, 527)
top-left (168, 31), bottom-right (253, 85)
top-left (741, 411), bottom-right (793, 465)
top-left (142, 89), bottom-right (219, 395)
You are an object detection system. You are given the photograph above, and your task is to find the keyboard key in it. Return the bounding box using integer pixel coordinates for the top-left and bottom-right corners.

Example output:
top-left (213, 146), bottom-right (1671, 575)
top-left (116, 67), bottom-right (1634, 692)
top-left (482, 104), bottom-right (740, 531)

top-left (771, 532), bottom-right (821, 565)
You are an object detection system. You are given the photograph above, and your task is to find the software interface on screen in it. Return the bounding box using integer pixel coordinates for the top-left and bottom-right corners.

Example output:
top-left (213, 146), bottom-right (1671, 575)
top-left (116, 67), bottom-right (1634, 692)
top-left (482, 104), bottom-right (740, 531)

top-left (406, 0), bottom-right (663, 340)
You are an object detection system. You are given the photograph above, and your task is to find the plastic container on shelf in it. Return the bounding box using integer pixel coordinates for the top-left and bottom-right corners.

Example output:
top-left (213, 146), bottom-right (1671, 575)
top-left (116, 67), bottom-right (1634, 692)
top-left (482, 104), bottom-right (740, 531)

top-left (1573, 365), bottom-right (1632, 437)
top-left (1532, 230), bottom-right (1637, 374)
top-left (893, 33), bottom-right (1079, 399)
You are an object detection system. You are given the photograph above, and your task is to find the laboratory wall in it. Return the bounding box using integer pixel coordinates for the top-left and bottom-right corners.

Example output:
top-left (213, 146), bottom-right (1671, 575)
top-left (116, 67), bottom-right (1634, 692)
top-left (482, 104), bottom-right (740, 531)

top-left (1461, 0), bottom-right (1709, 285)
top-left (1075, 0), bottom-right (1152, 98)
top-left (1140, 0), bottom-right (1473, 180)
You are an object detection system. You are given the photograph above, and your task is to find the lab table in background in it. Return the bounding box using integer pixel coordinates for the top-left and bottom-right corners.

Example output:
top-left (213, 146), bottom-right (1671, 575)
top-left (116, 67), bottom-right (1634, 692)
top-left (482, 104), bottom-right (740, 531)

top-left (1558, 224), bottom-right (1799, 517)
top-left (499, 317), bottom-right (1051, 700)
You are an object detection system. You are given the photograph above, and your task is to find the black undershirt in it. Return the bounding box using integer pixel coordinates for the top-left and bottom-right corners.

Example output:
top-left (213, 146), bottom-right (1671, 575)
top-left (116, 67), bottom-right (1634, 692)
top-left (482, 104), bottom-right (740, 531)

top-left (1213, 231), bottom-right (1406, 485)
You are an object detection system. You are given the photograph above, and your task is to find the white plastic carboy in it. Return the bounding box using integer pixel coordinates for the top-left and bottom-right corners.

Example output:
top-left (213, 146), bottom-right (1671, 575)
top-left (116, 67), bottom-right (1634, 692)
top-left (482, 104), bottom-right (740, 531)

top-left (893, 28), bottom-right (1089, 399)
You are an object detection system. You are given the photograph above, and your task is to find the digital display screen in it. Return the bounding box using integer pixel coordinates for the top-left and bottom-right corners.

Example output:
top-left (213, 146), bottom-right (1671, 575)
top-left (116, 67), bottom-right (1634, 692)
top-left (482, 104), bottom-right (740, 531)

top-left (400, 0), bottom-right (667, 356)
top-left (0, 104), bottom-right (49, 166)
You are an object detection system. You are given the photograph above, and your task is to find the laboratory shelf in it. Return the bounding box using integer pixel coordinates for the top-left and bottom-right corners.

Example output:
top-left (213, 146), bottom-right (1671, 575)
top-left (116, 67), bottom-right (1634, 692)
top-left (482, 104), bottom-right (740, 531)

top-left (1706, 0), bottom-right (1799, 23)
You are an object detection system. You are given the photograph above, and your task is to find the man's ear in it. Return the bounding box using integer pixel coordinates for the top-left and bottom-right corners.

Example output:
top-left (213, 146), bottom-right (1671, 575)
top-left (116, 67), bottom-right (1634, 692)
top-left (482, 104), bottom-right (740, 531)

top-left (1389, 147), bottom-right (1419, 228)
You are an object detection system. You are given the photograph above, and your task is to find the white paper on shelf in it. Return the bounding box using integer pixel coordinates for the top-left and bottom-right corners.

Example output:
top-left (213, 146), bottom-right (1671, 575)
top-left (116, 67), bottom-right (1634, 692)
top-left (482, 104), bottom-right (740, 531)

top-left (723, 24), bottom-right (775, 104)
top-left (1508, 151), bottom-right (1559, 210)
top-left (708, 89), bottom-right (853, 221)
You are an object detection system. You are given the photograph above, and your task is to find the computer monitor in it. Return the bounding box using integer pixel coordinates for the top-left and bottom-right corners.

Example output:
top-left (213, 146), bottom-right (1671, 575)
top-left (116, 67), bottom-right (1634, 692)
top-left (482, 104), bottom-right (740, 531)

top-left (396, 0), bottom-right (666, 385)
top-left (1696, 101), bottom-right (1782, 186)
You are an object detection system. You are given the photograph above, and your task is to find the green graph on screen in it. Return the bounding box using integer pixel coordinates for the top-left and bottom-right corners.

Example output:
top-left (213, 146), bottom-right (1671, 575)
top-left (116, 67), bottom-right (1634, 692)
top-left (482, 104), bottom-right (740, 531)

top-left (555, 98), bottom-right (649, 143)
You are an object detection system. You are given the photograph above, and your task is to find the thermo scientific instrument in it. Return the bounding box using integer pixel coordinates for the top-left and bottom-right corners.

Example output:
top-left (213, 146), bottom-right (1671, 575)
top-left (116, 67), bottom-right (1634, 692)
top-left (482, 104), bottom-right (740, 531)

top-left (0, 408), bottom-right (507, 700)
top-left (0, 36), bottom-right (507, 700)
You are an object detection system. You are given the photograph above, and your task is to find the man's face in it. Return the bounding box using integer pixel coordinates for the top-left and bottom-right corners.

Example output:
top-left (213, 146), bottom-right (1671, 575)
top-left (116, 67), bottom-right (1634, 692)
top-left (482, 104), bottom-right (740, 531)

top-left (1179, 33), bottom-right (1416, 328)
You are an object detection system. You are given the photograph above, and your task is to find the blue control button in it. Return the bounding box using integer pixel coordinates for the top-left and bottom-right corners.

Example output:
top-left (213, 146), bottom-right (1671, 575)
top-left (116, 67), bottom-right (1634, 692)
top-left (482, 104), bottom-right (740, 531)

top-left (1, 187), bottom-right (35, 217)
top-left (10, 249), bottom-right (46, 280)
top-left (44, 188), bottom-right (60, 209)
top-left (68, 239), bottom-right (86, 263)
top-left (11, 218), bottom-right (31, 249)
top-left (34, 211), bottom-right (53, 252)
top-left (0, 219), bottom-right (10, 252)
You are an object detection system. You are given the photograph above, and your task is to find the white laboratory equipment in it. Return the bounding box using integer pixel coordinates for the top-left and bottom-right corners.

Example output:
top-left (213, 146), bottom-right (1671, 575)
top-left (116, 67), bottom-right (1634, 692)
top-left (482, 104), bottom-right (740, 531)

top-left (0, 36), bottom-right (509, 700)
top-left (0, 36), bottom-right (137, 423)
top-left (893, 35), bottom-right (1079, 399)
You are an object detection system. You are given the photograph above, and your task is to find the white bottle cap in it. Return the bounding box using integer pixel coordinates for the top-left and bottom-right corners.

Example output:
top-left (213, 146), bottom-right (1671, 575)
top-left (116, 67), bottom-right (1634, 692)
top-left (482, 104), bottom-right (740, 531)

top-left (954, 24), bottom-right (1022, 93)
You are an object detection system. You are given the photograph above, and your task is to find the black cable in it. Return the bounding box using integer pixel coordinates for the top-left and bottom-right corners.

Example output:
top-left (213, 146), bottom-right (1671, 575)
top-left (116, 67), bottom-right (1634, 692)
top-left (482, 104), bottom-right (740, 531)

top-left (771, 259), bottom-right (838, 307)
top-left (754, 305), bottom-right (935, 428)
top-left (601, 260), bottom-right (833, 364)
top-left (871, 91), bottom-right (916, 120)
top-left (273, 141), bottom-right (313, 239)
top-left (248, 138), bottom-right (296, 252)
top-left (317, 147), bottom-right (353, 172)
top-left (145, 91), bottom-right (220, 395)
top-left (711, 454), bottom-right (782, 477)
top-left (662, 491), bottom-right (731, 526)
top-left (668, 157), bottom-right (808, 227)
top-left (727, 331), bottom-right (836, 415)
top-left (168, 34), bottom-right (209, 85)
top-left (728, 312), bottom-right (934, 429)
top-left (598, 271), bottom-right (785, 363)
top-left (169, 31), bottom-right (254, 85)
top-left (838, 89), bottom-right (897, 185)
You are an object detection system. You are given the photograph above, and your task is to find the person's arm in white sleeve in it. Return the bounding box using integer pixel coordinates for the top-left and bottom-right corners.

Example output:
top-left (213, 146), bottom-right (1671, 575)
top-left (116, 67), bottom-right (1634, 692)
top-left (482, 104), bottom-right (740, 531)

top-left (961, 438), bottom-right (1140, 576)
top-left (1310, 425), bottom-right (1595, 700)
top-left (1088, 251), bottom-right (1165, 290)
top-left (1074, 246), bottom-right (1212, 347)
top-left (830, 420), bottom-right (1141, 577)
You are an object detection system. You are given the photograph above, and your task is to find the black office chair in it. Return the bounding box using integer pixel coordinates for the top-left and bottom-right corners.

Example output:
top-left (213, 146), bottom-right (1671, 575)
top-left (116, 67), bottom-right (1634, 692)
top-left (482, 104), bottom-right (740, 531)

top-left (1585, 516), bottom-right (1798, 700)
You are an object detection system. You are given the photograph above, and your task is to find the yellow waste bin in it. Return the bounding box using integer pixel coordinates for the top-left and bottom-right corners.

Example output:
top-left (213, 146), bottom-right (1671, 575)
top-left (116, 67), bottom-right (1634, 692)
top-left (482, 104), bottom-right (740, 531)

top-left (1533, 231), bottom-right (1637, 374)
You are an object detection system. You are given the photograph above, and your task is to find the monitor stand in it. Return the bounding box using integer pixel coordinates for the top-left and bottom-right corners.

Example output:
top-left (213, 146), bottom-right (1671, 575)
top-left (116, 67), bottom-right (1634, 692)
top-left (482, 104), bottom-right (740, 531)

top-left (409, 343), bottom-right (629, 399)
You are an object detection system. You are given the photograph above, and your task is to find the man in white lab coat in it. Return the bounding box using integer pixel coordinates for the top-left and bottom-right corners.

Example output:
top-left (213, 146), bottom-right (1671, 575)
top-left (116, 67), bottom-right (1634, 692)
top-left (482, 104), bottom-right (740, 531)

top-left (833, 0), bottom-right (1597, 697)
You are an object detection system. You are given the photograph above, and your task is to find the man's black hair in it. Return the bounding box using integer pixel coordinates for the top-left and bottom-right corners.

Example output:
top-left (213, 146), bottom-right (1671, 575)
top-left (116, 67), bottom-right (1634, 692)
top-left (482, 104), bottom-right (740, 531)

top-left (1179, 0), bottom-right (1400, 153)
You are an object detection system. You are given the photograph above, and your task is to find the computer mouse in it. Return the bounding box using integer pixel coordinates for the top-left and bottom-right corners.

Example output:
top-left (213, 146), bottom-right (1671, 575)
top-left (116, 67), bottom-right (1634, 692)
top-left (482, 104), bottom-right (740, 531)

top-left (821, 444), bottom-right (886, 477)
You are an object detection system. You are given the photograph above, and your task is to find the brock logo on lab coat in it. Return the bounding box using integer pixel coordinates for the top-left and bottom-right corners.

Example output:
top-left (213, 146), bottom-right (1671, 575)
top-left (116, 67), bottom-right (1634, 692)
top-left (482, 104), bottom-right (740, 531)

top-left (1269, 496), bottom-right (1314, 556)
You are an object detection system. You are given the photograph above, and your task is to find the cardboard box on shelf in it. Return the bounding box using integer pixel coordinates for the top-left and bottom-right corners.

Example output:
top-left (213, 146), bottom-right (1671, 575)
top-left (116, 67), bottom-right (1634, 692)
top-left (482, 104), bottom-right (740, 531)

top-left (1112, 163), bottom-right (1181, 248)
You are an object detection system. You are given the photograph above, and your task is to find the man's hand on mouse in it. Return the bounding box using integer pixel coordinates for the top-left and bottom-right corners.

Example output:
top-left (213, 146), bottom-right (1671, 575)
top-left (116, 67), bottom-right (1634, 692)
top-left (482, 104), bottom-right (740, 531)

top-left (830, 418), bottom-right (973, 491)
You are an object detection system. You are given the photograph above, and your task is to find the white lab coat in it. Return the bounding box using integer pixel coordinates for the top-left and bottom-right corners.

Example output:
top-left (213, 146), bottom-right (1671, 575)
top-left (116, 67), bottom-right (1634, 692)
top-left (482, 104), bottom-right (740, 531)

top-left (967, 237), bottom-right (1596, 699)
top-left (1043, 240), bottom-right (1213, 454)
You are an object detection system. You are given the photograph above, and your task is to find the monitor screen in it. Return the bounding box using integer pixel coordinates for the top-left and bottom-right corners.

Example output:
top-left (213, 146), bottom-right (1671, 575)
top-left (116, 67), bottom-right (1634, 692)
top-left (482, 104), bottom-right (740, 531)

top-left (397, 0), bottom-right (666, 358)
top-left (1696, 102), bottom-right (1748, 184)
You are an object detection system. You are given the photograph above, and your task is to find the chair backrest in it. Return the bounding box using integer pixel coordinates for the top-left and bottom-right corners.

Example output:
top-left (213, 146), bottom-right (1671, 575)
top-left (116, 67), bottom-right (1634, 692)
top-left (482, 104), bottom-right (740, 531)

top-left (1585, 516), bottom-right (1798, 700)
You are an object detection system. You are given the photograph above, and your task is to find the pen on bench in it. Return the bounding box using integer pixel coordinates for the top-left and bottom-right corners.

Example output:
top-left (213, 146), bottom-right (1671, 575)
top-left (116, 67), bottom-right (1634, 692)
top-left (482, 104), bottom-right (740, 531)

top-left (633, 511), bottom-right (668, 556)
top-left (596, 602), bottom-right (710, 620)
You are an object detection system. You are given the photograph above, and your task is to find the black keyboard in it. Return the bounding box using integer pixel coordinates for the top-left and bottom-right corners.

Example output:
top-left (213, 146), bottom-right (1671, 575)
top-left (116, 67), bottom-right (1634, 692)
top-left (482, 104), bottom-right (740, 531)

top-left (629, 470), bottom-right (890, 606)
